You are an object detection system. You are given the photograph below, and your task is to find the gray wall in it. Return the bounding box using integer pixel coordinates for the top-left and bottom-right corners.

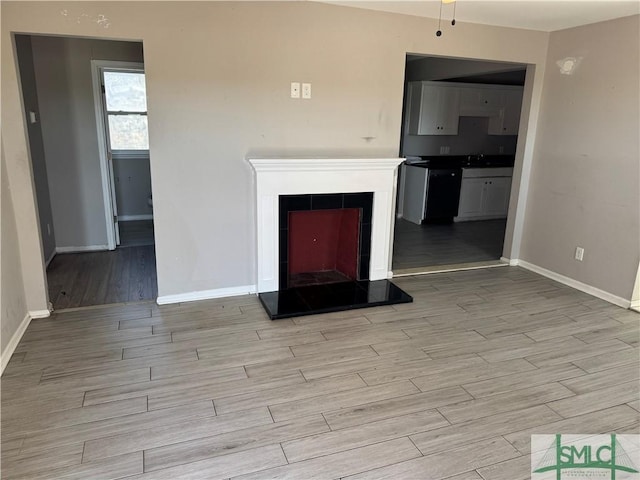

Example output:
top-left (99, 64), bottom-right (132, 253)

top-left (113, 156), bottom-right (153, 218)
top-left (30, 35), bottom-right (144, 249)
top-left (1, 144), bottom-right (28, 356)
top-left (521, 15), bottom-right (640, 300)
top-left (0, 1), bottom-right (561, 307)
top-left (14, 35), bottom-right (56, 262)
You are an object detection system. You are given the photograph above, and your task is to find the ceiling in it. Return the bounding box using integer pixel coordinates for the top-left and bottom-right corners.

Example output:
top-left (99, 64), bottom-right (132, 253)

top-left (319, 0), bottom-right (640, 32)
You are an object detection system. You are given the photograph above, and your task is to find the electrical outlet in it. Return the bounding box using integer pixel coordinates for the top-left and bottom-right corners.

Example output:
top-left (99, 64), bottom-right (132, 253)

top-left (575, 246), bottom-right (584, 261)
top-left (290, 82), bottom-right (300, 99)
top-left (302, 83), bottom-right (311, 99)
top-left (439, 146), bottom-right (450, 155)
top-left (499, 146), bottom-right (504, 154)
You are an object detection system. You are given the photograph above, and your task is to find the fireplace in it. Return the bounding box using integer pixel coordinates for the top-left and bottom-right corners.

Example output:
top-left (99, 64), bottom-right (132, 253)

top-left (249, 158), bottom-right (413, 319)
top-left (280, 193), bottom-right (372, 289)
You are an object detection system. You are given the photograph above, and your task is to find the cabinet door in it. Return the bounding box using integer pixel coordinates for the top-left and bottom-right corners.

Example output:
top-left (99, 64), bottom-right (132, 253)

top-left (459, 86), bottom-right (501, 116)
top-left (402, 165), bottom-right (428, 225)
top-left (501, 89), bottom-right (523, 135)
top-left (482, 177), bottom-right (512, 217)
top-left (488, 88), bottom-right (523, 135)
top-left (457, 178), bottom-right (485, 218)
top-left (436, 86), bottom-right (461, 135)
top-left (409, 83), bottom-right (460, 135)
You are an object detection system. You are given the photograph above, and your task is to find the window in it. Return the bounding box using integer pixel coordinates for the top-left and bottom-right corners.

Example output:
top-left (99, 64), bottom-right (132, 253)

top-left (103, 70), bottom-right (149, 151)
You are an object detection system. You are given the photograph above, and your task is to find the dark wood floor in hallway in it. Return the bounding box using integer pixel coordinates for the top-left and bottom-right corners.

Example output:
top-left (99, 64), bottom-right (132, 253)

top-left (47, 245), bottom-right (158, 310)
top-left (2, 267), bottom-right (638, 479)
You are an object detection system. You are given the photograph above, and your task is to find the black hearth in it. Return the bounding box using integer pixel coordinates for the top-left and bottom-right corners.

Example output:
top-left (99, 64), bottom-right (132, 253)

top-left (257, 192), bottom-right (412, 319)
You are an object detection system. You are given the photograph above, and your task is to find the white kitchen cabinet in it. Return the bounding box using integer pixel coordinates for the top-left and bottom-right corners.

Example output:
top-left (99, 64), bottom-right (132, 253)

top-left (488, 87), bottom-right (523, 135)
top-left (482, 177), bottom-right (512, 216)
top-left (459, 87), bottom-right (502, 116)
top-left (401, 165), bottom-right (428, 224)
top-left (407, 82), bottom-right (460, 135)
top-left (457, 178), bottom-right (485, 218)
top-left (456, 168), bottom-right (513, 221)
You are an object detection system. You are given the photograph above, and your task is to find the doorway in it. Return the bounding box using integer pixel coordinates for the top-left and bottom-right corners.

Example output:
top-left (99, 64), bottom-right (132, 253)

top-left (15, 34), bottom-right (157, 310)
top-left (393, 54), bottom-right (527, 273)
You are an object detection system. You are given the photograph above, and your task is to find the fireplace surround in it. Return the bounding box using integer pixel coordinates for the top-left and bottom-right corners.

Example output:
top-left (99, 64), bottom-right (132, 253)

top-left (248, 157), bottom-right (412, 318)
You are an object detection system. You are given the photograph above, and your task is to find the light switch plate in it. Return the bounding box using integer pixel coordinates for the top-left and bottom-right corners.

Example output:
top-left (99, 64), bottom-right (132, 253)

top-left (291, 82), bottom-right (300, 99)
top-left (302, 83), bottom-right (311, 99)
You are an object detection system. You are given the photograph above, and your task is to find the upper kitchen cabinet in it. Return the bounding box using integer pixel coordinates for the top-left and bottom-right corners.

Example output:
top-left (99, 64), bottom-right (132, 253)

top-left (459, 86), bottom-right (502, 116)
top-left (488, 87), bottom-right (524, 135)
top-left (407, 82), bottom-right (460, 135)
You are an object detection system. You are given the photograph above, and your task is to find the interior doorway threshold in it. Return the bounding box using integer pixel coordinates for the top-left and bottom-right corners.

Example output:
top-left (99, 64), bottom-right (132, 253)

top-left (52, 299), bottom-right (156, 315)
top-left (392, 259), bottom-right (508, 277)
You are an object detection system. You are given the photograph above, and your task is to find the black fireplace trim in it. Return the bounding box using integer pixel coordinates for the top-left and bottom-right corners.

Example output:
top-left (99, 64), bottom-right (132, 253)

top-left (279, 192), bottom-right (373, 290)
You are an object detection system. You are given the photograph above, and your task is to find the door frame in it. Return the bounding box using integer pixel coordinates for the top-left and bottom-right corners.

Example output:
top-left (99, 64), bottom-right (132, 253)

top-left (90, 59), bottom-right (145, 250)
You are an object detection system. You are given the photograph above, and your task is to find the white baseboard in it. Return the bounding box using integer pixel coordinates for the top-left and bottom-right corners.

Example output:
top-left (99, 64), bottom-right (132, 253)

top-left (500, 256), bottom-right (519, 266)
top-left (157, 284), bottom-right (257, 305)
top-left (29, 309), bottom-right (52, 319)
top-left (45, 248), bottom-right (56, 267)
top-left (0, 309), bottom-right (49, 374)
top-left (514, 259), bottom-right (631, 309)
top-left (118, 215), bottom-right (153, 221)
top-left (56, 245), bottom-right (109, 253)
top-left (1, 313), bottom-right (31, 374)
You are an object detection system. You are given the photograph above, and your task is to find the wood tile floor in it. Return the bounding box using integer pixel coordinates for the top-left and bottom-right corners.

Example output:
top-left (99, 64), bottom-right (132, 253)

top-left (2, 267), bottom-right (639, 479)
top-left (393, 218), bottom-right (507, 270)
top-left (47, 245), bottom-right (158, 310)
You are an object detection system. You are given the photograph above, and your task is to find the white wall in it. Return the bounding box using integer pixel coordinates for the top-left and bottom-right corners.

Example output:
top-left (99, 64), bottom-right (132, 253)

top-left (2, 1), bottom-right (551, 310)
top-left (1, 143), bottom-right (28, 358)
top-left (30, 35), bottom-right (143, 249)
top-left (521, 15), bottom-right (640, 300)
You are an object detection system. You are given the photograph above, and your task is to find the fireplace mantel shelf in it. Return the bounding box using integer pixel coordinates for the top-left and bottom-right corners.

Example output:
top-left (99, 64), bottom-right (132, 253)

top-left (249, 157), bottom-right (404, 293)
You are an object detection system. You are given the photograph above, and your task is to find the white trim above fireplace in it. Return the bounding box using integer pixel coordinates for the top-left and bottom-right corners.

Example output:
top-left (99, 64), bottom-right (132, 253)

top-left (249, 157), bottom-right (404, 293)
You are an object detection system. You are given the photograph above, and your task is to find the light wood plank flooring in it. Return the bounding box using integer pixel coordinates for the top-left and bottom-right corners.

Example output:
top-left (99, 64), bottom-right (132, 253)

top-left (2, 267), bottom-right (639, 479)
top-left (47, 245), bottom-right (158, 310)
top-left (393, 218), bottom-right (507, 270)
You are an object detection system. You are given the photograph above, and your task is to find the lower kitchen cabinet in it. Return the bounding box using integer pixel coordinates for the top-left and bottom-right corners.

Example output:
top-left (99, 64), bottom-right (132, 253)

top-left (456, 170), bottom-right (512, 221)
top-left (482, 177), bottom-right (511, 216)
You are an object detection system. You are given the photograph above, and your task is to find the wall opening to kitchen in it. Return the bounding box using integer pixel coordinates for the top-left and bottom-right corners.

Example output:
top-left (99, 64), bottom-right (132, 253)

top-left (393, 54), bottom-right (527, 272)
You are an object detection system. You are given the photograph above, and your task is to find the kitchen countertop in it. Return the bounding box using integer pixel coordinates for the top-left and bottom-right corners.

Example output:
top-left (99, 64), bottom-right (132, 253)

top-left (405, 155), bottom-right (515, 169)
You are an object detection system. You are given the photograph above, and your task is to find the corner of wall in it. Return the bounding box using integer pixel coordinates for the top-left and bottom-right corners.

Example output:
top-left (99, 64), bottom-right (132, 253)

top-left (1, 143), bottom-right (30, 372)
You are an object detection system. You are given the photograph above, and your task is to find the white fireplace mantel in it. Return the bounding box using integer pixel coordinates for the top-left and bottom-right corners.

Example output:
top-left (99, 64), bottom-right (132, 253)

top-left (249, 157), bottom-right (404, 293)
